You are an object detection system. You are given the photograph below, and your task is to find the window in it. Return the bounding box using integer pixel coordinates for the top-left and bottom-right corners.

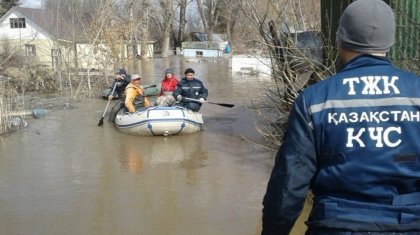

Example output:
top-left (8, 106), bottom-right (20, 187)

top-left (196, 51), bottom-right (203, 57)
top-left (10, 18), bottom-right (26, 28)
top-left (51, 49), bottom-right (61, 57)
top-left (25, 44), bottom-right (36, 57)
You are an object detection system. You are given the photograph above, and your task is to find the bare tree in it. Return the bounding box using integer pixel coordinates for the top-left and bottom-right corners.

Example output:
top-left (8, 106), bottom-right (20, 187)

top-left (195, 0), bottom-right (223, 41)
top-left (175, 0), bottom-right (188, 48)
top-left (159, 0), bottom-right (175, 57)
top-left (140, 0), bottom-right (151, 59)
top-left (209, 0), bottom-right (245, 45)
top-left (241, 0), bottom-right (327, 146)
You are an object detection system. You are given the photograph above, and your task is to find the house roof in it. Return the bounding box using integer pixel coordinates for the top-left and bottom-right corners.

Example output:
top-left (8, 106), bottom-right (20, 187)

top-left (7, 7), bottom-right (90, 42)
top-left (185, 32), bottom-right (227, 43)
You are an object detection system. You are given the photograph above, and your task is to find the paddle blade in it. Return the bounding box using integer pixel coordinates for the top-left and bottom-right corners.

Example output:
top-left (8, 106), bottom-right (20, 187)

top-left (217, 103), bottom-right (235, 108)
top-left (209, 102), bottom-right (235, 108)
top-left (98, 117), bottom-right (104, 126)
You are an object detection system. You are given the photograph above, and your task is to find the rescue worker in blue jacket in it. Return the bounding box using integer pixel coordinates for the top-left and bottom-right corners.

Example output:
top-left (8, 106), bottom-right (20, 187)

top-left (261, 0), bottom-right (420, 234)
top-left (173, 68), bottom-right (208, 112)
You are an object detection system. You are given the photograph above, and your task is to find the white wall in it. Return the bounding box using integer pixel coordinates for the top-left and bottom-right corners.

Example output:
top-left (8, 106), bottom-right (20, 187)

top-left (231, 56), bottom-right (272, 75)
top-left (183, 48), bottom-right (222, 58)
top-left (0, 10), bottom-right (56, 67)
top-left (0, 11), bottom-right (50, 41)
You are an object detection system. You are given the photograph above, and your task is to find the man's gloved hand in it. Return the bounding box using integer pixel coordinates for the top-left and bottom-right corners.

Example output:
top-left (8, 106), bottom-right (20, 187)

top-left (199, 98), bottom-right (206, 104)
top-left (108, 95), bottom-right (113, 101)
top-left (177, 95), bottom-right (183, 101)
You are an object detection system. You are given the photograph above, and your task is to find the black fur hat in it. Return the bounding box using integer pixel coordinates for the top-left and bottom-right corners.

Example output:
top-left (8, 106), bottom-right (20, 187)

top-left (184, 68), bottom-right (195, 74)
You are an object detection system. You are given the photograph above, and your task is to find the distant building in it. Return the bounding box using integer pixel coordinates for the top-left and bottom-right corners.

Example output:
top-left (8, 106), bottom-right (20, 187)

top-left (181, 32), bottom-right (228, 58)
top-left (0, 7), bottom-right (154, 70)
top-left (231, 55), bottom-right (271, 76)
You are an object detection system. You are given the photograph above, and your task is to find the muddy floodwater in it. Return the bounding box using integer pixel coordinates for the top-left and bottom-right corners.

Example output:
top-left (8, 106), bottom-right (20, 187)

top-left (0, 56), bottom-right (310, 235)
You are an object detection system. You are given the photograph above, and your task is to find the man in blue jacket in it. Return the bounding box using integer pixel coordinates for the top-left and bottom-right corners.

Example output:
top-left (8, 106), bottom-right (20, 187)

top-left (261, 0), bottom-right (420, 234)
top-left (173, 68), bottom-right (208, 112)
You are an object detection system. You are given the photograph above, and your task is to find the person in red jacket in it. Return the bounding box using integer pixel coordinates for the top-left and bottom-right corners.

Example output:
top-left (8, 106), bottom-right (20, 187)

top-left (154, 68), bottom-right (179, 106)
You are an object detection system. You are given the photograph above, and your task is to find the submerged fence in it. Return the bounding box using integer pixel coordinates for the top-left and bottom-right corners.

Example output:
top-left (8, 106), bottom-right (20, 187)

top-left (0, 91), bottom-right (13, 135)
top-left (320, 0), bottom-right (420, 75)
top-left (0, 81), bottom-right (27, 135)
top-left (389, 0), bottom-right (420, 74)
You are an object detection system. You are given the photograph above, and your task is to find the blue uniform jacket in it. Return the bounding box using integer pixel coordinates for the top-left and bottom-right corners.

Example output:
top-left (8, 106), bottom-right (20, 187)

top-left (262, 55), bottom-right (420, 234)
top-left (173, 77), bottom-right (208, 100)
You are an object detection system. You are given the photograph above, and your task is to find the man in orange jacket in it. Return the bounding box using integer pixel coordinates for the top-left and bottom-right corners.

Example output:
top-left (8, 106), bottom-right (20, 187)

top-left (109, 74), bottom-right (150, 122)
top-left (124, 74), bottom-right (150, 113)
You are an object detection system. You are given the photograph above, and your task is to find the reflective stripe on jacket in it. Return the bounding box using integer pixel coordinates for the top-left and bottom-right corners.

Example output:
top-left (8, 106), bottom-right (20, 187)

top-left (172, 77), bottom-right (208, 100)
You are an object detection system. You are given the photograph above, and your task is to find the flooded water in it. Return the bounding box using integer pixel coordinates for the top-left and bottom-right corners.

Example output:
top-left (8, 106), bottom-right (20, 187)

top-left (0, 56), bottom-right (310, 235)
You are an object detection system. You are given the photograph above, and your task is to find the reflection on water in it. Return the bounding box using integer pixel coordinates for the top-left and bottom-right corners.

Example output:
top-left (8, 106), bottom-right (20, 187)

top-left (118, 140), bottom-right (145, 175)
top-left (117, 133), bottom-right (208, 183)
top-left (139, 135), bottom-right (207, 187)
top-left (0, 56), bottom-right (309, 235)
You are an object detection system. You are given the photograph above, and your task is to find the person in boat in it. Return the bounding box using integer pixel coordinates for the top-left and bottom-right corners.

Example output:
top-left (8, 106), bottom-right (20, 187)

top-left (107, 68), bottom-right (131, 100)
top-left (154, 68), bottom-right (179, 107)
top-left (172, 68), bottom-right (208, 112)
top-left (108, 74), bottom-right (150, 122)
top-left (124, 74), bottom-right (151, 113)
top-left (261, 1), bottom-right (420, 234)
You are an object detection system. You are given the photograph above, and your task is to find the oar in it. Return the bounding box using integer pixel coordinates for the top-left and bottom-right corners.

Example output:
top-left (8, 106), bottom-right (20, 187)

top-left (98, 82), bottom-right (118, 126)
top-left (184, 97), bottom-right (235, 108)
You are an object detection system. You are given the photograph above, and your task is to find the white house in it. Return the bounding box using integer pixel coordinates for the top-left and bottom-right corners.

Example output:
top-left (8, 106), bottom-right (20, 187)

top-left (0, 7), bottom-right (85, 70)
top-left (181, 32), bottom-right (228, 58)
top-left (0, 7), bottom-right (154, 71)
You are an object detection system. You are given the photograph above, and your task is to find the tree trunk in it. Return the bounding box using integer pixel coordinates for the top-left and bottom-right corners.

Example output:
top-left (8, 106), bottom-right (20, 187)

top-left (140, 0), bottom-right (150, 59)
top-left (160, 0), bottom-right (174, 58)
top-left (227, 0), bottom-right (242, 44)
top-left (176, 0), bottom-right (187, 48)
top-left (196, 0), bottom-right (209, 35)
top-left (161, 35), bottom-right (171, 58)
top-left (129, 0), bottom-right (135, 59)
